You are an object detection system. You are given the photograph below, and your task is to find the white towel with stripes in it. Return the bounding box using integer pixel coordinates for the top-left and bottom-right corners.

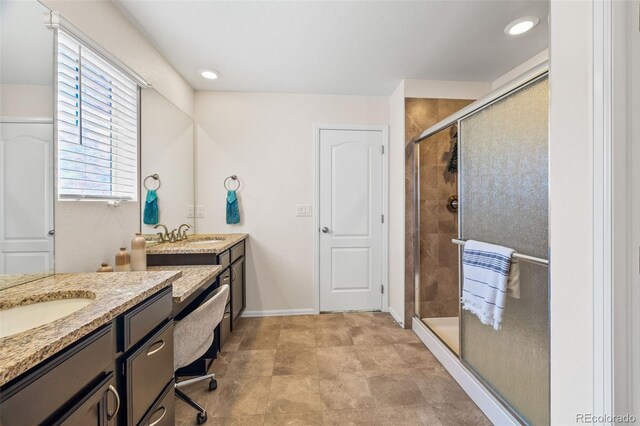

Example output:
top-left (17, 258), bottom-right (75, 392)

top-left (461, 240), bottom-right (517, 330)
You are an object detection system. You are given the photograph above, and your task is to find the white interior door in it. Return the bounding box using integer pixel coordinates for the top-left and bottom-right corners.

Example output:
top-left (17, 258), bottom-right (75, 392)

top-left (0, 122), bottom-right (54, 273)
top-left (319, 128), bottom-right (383, 312)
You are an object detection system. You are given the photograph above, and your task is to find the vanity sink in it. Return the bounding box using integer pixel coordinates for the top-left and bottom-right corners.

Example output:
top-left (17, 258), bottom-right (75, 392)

top-left (0, 298), bottom-right (93, 339)
top-left (187, 239), bottom-right (226, 245)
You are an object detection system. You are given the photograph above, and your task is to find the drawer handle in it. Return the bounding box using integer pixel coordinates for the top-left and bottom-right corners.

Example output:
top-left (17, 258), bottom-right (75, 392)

top-left (230, 267), bottom-right (236, 282)
top-left (222, 275), bottom-right (230, 283)
top-left (148, 406), bottom-right (167, 426)
top-left (146, 340), bottom-right (166, 356)
top-left (107, 385), bottom-right (120, 421)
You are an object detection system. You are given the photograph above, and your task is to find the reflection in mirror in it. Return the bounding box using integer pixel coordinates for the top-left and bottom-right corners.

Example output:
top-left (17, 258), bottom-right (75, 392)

top-left (0, 0), bottom-right (55, 287)
top-left (140, 89), bottom-right (195, 240)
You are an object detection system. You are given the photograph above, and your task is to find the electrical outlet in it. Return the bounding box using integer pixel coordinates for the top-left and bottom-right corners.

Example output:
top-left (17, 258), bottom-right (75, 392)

top-left (296, 204), bottom-right (312, 217)
top-left (186, 205), bottom-right (194, 218)
top-left (196, 205), bottom-right (205, 218)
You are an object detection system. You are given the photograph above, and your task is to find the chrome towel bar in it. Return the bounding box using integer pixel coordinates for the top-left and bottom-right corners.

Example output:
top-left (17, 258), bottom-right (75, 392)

top-left (452, 239), bottom-right (549, 267)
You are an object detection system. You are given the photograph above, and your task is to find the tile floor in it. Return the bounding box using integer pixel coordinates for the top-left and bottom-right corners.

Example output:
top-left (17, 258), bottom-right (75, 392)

top-left (174, 313), bottom-right (491, 426)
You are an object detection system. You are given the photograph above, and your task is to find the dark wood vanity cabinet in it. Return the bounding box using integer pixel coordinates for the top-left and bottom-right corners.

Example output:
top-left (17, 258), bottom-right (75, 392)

top-left (0, 287), bottom-right (174, 426)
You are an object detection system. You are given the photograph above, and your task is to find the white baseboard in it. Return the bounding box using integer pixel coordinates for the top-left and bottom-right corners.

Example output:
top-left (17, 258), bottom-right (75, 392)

top-left (388, 306), bottom-right (404, 327)
top-left (412, 318), bottom-right (519, 425)
top-left (241, 308), bottom-right (316, 317)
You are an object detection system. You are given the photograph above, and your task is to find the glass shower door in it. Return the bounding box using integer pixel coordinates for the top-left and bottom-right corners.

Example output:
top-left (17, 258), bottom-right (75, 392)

top-left (458, 76), bottom-right (549, 425)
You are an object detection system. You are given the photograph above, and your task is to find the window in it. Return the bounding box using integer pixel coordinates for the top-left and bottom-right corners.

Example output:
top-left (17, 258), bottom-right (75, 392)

top-left (56, 30), bottom-right (138, 201)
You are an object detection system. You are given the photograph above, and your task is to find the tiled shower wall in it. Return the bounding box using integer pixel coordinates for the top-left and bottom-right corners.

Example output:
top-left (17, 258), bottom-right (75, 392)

top-left (404, 98), bottom-right (473, 327)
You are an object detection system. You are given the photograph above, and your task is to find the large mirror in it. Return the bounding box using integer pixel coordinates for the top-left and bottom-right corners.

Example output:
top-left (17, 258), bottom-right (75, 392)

top-left (140, 88), bottom-right (195, 237)
top-left (0, 0), bottom-right (55, 286)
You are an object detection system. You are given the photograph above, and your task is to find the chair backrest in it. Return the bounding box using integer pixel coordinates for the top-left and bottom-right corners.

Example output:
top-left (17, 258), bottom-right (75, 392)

top-left (174, 284), bottom-right (229, 371)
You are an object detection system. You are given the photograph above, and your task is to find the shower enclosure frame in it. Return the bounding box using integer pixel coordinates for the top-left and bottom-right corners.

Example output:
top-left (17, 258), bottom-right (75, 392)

top-left (412, 62), bottom-right (550, 425)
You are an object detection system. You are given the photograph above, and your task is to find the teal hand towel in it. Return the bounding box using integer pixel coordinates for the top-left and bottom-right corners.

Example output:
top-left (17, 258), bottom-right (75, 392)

top-left (226, 190), bottom-right (240, 224)
top-left (144, 190), bottom-right (159, 225)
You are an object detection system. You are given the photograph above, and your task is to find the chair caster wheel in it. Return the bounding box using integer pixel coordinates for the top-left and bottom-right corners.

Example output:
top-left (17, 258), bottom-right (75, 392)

top-left (208, 379), bottom-right (217, 391)
top-left (197, 411), bottom-right (208, 424)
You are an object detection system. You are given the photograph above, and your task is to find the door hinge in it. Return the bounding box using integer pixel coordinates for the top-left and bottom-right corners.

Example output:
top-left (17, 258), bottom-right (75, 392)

top-left (381, 214), bottom-right (384, 223)
top-left (381, 284), bottom-right (384, 294)
top-left (381, 145), bottom-right (385, 154)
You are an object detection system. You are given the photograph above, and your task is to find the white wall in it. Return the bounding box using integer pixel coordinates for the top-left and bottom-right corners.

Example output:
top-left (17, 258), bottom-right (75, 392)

top-left (549, 1), bottom-right (594, 423)
top-left (0, 84), bottom-right (52, 118)
top-left (195, 92), bottom-right (388, 314)
top-left (388, 81), bottom-right (406, 324)
top-left (39, 0), bottom-right (195, 272)
top-left (492, 49), bottom-right (549, 90)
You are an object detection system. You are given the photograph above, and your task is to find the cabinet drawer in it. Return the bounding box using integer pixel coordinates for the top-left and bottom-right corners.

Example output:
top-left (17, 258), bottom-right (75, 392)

top-left (0, 323), bottom-right (114, 426)
top-left (230, 241), bottom-right (245, 263)
top-left (217, 250), bottom-right (230, 269)
top-left (231, 258), bottom-right (244, 321)
top-left (123, 287), bottom-right (172, 351)
top-left (125, 321), bottom-right (173, 426)
top-left (139, 382), bottom-right (174, 426)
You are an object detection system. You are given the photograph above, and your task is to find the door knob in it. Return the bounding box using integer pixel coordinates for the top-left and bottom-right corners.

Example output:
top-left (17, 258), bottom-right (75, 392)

top-left (48, 229), bottom-right (55, 235)
top-left (321, 227), bottom-right (329, 233)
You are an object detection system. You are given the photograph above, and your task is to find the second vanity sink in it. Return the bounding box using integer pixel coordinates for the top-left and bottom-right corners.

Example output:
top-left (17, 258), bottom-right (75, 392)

top-left (0, 297), bottom-right (93, 339)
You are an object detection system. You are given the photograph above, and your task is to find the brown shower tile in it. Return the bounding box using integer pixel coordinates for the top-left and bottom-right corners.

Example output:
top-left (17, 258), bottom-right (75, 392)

top-left (432, 401), bottom-right (492, 426)
top-left (378, 403), bottom-right (443, 426)
top-left (206, 376), bottom-right (272, 418)
top-left (273, 346), bottom-right (318, 376)
top-left (264, 411), bottom-right (323, 426)
top-left (322, 408), bottom-right (385, 425)
top-left (413, 368), bottom-right (471, 404)
top-left (266, 375), bottom-right (322, 414)
top-left (365, 370), bottom-right (426, 407)
top-left (319, 372), bottom-right (376, 411)
top-left (225, 350), bottom-right (276, 378)
top-left (355, 345), bottom-right (405, 371)
top-left (316, 346), bottom-right (363, 375)
top-left (315, 326), bottom-right (354, 347)
top-left (278, 329), bottom-right (316, 349)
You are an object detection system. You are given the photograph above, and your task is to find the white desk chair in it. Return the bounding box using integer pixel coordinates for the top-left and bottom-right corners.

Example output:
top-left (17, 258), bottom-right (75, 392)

top-left (174, 284), bottom-right (229, 425)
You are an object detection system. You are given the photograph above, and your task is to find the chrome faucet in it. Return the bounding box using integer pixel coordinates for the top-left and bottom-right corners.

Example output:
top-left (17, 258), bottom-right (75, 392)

top-left (153, 223), bottom-right (170, 243)
top-left (177, 223), bottom-right (192, 241)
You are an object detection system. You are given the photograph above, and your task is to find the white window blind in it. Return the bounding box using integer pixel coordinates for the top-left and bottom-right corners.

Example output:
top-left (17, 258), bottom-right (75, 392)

top-left (56, 30), bottom-right (139, 201)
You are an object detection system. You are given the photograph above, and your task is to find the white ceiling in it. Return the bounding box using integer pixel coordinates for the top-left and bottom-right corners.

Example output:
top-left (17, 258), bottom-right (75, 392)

top-left (116, 0), bottom-right (549, 96)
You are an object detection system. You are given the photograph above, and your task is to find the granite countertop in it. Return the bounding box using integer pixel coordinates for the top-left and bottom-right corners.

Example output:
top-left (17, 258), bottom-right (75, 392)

top-left (0, 273), bottom-right (53, 292)
top-left (0, 271), bottom-right (181, 387)
top-left (147, 265), bottom-right (224, 303)
top-left (146, 233), bottom-right (248, 255)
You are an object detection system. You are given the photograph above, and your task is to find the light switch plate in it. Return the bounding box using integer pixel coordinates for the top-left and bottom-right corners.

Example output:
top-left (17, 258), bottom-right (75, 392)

top-left (296, 204), bottom-right (312, 217)
top-left (196, 205), bottom-right (205, 218)
top-left (187, 205), bottom-right (195, 218)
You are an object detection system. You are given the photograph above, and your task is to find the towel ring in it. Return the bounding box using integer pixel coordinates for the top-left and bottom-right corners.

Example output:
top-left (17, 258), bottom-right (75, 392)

top-left (144, 174), bottom-right (161, 191)
top-left (224, 175), bottom-right (240, 191)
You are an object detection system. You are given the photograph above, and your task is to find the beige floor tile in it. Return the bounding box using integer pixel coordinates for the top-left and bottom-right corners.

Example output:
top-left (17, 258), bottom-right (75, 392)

top-left (238, 329), bottom-right (280, 350)
top-left (393, 343), bottom-right (442, 369)
top-left (174, 383), bottom-right (210, 425)
top-left (371, 313), bottom-right (398, 327)
top-left (208, 415), bottom-right (265, 426)
top-left (355, 345), bottom-right (406, 371)
top-left (280, 315), bottom-right (316, 331)
top-left (277, 329), bottom-right (316, 349)
top-left (431, 401), bottom-right (492, 426)
top-left (273, 346), bottom-right (318, 376)
top-left (316, 346), bottom-right (363, 375)
top-left (412, 368), bottom-right (471, 404)
top-left (266, 375), bottom-right (322, 414)
top-left (366, 370), bottom-right (427, 407)
top-left (314, 326), bottom-right (354, 348)
top-left (209, 351), bottom-right (236, 378)
top-left (319, 372), bottom-right (376, 411)
top-left (206, 376), bottom-right (272, 418)
top-left (378, 403), bottom-right (443, 426)
top-left (322, 408), bottom-right (385, 425)
top-left (349, 326), bottom-right (396, 346)
top-left (264, 411), bottom-right (323, 426)
top-left (225, 350), bottom-right (276, 378)
top-left (314, 313), bottom-right (348, 328)
top-left (343, 312), bottom-right (378, 327)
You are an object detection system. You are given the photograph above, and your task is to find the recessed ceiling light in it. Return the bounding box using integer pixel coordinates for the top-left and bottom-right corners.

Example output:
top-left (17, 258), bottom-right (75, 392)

top-left (504, 16), bottom-right (539, 36)
top-left (199, 69), bottom-right (219, 80)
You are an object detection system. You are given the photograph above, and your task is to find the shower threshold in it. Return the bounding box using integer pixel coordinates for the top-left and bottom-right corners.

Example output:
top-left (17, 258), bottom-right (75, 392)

top-left (422, 316), bottom-right (459, 355)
